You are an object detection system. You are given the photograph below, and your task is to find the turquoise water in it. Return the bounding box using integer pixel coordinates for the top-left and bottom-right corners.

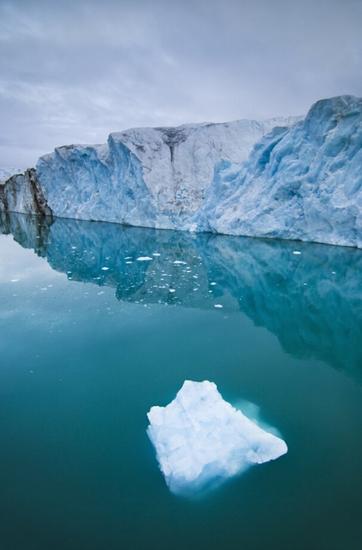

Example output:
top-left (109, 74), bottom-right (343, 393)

top-left (0, 213), bottom-right (361, 550)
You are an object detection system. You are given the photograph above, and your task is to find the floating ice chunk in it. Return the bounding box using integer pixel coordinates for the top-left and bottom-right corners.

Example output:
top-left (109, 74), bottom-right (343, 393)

top-left (214, 304), bottom-right (223, 308)
top-left (147, 380), bottom-right (287, 497)
top-left (173, 260), bottom-right (187, 265)
top-left (136, 256), bottom-right (153, 261)
top-left (101, 266), bottom-right (110, 271)
top-left (292, 250), bottom-right (302, 255)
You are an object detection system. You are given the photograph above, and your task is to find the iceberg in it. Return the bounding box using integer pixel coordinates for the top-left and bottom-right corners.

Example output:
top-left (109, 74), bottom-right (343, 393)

top-left (147, 380), bottom-right (287, 496)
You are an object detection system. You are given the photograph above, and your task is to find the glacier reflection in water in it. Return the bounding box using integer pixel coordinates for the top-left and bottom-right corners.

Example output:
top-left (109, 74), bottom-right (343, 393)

top-left (1, 211), bottom-right (362, 384)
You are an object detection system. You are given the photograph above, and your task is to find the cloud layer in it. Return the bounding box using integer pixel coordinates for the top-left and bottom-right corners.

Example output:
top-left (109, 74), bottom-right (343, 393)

top-left (1, 0), bottom-right (361, 167)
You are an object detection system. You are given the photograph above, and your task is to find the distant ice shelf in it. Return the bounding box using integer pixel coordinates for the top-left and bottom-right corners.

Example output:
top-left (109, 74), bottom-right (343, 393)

top-left (147, 380), bottom-right (287, 497)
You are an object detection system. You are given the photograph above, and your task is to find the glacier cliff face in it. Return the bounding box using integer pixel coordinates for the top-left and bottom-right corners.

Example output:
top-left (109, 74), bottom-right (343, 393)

top-left (1, 95), bottom-right (361, 247)
top-left (36, 117), bottom-right (297, 228)
top-left (196, 96), bottom-right (362, 247)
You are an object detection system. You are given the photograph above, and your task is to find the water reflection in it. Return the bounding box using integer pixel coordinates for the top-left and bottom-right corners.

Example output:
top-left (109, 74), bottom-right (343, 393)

top-left (1, 212), bottom-right (362, 382)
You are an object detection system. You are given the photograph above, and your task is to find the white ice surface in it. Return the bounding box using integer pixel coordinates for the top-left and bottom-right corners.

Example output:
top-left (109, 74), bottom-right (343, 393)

top-left (147, 380), bottom-right (287, 496)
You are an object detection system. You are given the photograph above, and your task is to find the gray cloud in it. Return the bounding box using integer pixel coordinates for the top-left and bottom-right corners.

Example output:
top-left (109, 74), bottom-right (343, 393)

top-left (0, 0), bottom-right (361, 168)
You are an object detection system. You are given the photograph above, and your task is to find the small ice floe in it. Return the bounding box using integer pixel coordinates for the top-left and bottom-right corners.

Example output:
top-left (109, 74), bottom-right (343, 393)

top-left (214, 304), bottom-right (223, 308)
top-left (173, 260), bottom-right (187, 265)
top-left (101, 266), bottom-right (110, 271)
top-left (292, 250), bottom-right (302, 255)
top-left (97, 291), bottom-right (104, 295)
top-left (10, 278), bottom-right (20, 283)
top-left (153, 252), bottom-right (161, 257)
top-left (169, 288), bottom-right (176, 293)
top-left (210, 282), bottom-right (217, 286)
top-left (147, 380), bottom-right (287, 497)
top-left (136, 256), bottom-right (153, 261)
top-left (125, 261), bottom-right (133, 264)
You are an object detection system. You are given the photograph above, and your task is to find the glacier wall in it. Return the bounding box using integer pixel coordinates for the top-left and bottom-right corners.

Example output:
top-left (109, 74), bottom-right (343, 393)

top-left (196, 95), bottom-right (362, 247)
top-left (36, 117), bottom-right (297, 229)
top-left (0, 95), bottom-right (361, 247)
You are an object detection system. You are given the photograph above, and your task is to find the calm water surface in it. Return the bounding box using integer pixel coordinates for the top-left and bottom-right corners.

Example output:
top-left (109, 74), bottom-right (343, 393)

top-left (0, 213), bottom-right (361, 550)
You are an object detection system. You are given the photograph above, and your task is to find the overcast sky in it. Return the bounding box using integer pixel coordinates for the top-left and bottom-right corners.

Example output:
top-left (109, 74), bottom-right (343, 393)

top-left (0, 0), bottom-right (361, 168)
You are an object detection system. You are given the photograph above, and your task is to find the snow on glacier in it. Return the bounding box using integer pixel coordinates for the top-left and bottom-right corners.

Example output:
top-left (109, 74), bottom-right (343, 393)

top-left (196, 95), bottom-right (362, 247)
top-left (147, 380), bottom-right (287, 496)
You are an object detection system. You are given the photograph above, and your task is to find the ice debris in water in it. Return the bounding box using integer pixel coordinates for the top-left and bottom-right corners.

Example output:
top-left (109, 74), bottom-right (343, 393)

top-left (147, 380), bottom-right (287, 497)
top-left (136, 256), bottom-right (153, 261)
